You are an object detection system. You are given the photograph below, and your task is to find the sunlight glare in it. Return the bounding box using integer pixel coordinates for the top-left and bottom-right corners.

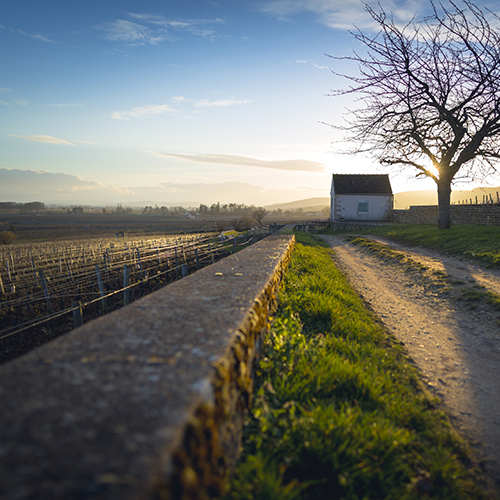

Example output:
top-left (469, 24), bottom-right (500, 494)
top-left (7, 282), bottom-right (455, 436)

top-left (425, 162), bottom-right (440, 179)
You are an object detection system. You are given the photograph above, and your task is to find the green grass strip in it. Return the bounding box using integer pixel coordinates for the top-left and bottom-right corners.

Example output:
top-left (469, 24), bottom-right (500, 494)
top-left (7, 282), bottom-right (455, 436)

top-left (328, 224), bottom-right (500, 269)
top-left (225, 233), bottom-right (494, 500)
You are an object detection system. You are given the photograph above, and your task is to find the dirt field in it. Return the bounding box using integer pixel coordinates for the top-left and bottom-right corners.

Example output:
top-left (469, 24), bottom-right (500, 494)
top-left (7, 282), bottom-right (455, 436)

top-left (0, 212), bottom-right (214, 241)
top-left (320, 235), bottom-right (500, 493)
top-left (0, 212), bottom-right (316, 242)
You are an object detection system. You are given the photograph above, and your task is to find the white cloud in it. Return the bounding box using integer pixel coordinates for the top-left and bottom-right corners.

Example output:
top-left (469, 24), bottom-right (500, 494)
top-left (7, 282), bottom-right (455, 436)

top-left (194, 98), bottom-right (253, 108)
top-left (17, 29), bottom-right (56, 43)
top-left (14, 98), bottom-right (29, 106)
top-left (74, 140), bottom-right (96, 145)
top-left (110, 97), bottom-right (251, 119)
top-left (8, 134), bottom-right (74, 145)
top-left (257, 0), bottom-right (426, 30)
top-left (0, 88), bottom-right (11, 93)
top-left (296, 59), bottom-right (329, 70)
top-left (149, 152), bottom-right (325, 172)
top-left (99, 14), bottom-right (224, 45)
top-left (171, 96), bottom-right (189, 104)
top-left (110, 104), bottom-right (175, 120)
top-left (127, 13), bottom-right (224, 39)
top-left (99, 19), bottom-right (163, 45)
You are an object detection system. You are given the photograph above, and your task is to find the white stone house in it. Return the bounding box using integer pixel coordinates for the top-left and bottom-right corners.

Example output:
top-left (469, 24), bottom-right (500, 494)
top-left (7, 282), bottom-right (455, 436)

top-left (330, 174), bottom-right (393, 222)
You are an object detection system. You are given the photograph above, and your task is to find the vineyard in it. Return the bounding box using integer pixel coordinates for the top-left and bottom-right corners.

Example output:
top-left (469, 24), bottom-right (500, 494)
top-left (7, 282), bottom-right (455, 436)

top-left (0, 230), bottom-right (261, 364)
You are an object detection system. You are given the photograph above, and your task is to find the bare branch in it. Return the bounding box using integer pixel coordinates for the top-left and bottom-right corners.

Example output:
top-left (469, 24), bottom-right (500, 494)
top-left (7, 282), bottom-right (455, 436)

top-left (328, 0), bottom-right (500, 227)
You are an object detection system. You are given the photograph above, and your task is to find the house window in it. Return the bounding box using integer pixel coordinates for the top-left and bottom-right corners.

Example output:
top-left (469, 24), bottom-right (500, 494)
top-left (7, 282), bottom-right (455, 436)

top-left (357, 201), bottom-right (368, 214)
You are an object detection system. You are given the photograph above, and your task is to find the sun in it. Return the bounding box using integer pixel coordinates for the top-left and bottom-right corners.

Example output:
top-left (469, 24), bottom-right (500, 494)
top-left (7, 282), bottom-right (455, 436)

top-left (424, 162), bottom-right (440, 179)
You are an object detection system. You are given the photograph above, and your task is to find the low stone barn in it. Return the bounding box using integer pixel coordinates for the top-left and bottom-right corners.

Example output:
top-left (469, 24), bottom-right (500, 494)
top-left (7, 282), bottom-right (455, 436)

top-left (330, 174), bottom-right (393, 222)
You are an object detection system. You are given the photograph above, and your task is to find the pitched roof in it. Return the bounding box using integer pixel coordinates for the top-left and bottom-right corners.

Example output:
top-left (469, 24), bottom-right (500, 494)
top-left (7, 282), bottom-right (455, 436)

top-left (332, 174), bottom-right (393, 195)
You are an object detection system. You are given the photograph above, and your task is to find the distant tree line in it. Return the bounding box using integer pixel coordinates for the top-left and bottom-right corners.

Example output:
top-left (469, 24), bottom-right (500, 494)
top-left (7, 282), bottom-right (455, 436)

top-left (197, 202), bottom-right (254, 216)
top-left (0, 201), bottom-right (329, 219)
top-left (142, 205), bottom-right (191, 216)
top-left (0, 202), bottom-right (46, 213)
top-left (139, 202), bottom-right (328, 219)
top-left (141, 202), bottom-right (259, 217)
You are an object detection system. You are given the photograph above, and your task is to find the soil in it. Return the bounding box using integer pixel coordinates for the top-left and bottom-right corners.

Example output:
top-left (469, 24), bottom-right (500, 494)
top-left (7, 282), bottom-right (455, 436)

top-left (320, 234), bottom-right (500, 493)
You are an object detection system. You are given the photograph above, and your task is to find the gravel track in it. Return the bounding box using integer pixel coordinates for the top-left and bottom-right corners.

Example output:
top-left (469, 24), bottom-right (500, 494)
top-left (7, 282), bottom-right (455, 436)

top-left (320, 235), bottom-right (500, 493)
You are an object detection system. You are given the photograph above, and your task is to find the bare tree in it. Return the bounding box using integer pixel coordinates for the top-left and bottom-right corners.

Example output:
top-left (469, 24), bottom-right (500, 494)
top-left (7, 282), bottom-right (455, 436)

top-left (329, 0), bottom-right (500, 228)
top-left (251, 207), bottom-right (268, 227)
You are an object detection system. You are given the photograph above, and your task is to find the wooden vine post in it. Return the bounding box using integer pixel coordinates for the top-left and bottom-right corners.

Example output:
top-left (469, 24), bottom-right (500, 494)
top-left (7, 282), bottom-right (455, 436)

top-left (95, 264), bottom-right (106, 309)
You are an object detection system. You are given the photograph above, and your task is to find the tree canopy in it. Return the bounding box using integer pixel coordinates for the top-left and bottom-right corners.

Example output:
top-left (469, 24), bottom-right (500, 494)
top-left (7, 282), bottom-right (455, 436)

top-left (330, 0), bottom-right (500, 228)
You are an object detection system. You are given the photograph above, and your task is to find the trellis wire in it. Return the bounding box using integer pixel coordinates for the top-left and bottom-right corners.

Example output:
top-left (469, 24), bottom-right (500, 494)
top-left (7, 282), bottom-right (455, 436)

top-left (0, 232), bottom-right (258, 343)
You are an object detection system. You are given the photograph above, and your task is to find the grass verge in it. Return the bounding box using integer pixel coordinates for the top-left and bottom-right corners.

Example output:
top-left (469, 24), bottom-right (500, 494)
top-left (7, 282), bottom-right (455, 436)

top-left (347, 236), bottom-right (500, 313)
top-left (224, 233), bottom-right (494, 500)
top-left (327, 224), bottom-right (500, 269)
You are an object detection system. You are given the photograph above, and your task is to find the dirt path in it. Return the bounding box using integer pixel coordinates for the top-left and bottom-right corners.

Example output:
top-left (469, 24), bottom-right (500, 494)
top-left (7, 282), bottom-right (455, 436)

top-left (320, 235), bottom-right (500, 492)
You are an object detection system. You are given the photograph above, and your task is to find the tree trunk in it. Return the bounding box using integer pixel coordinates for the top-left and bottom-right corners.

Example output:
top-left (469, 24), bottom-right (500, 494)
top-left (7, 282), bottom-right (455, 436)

top-left (437, 178), bottom-right (452, 229)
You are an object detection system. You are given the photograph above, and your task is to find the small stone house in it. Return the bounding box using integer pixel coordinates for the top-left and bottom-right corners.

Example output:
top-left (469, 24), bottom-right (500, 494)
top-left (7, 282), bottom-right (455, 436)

top-left (330, 174), bottom-right (393, 222)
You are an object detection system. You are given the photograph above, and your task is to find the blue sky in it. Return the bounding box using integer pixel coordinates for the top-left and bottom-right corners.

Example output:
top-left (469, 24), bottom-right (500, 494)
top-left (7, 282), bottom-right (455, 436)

top-left (1, 0), bottom-right (498, 206)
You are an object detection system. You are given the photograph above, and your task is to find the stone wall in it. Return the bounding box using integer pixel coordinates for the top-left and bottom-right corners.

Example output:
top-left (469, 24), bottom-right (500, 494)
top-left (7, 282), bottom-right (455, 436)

top-left (0, 234), bottom-right (295, 500)
top-left (393, 204), bottom-right (500, 226)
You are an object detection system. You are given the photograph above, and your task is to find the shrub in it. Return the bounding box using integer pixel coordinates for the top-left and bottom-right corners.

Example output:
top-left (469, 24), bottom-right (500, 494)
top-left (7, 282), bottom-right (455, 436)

top-left (0, 231), bottom-right (17, 245)
top-left (235, 216), bottom-right (257, 231)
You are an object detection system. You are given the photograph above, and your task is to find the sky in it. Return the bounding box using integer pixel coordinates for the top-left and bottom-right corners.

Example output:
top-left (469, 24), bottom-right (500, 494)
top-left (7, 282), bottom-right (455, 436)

top-left (2, 0), bottom-right (500, 207)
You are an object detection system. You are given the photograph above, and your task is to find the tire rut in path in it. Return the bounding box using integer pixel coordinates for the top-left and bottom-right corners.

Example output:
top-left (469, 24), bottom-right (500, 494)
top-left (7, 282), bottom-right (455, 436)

top-left (320, 235), bottom-right (500, 493)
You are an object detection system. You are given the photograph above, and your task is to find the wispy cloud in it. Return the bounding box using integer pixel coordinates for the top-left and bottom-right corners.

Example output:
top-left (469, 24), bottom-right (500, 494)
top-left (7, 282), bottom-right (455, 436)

top-left (128, 13), bottom-right (224, 39)
top-left (0, 89), bottom-right (11, 105)
top-left (296, 59), bottom-right (329, 70)
top-left (0, 90), bottom-right (30, 106)
top-left (74, 140), bottom-right (96, 145)
top-left (98, 19), bottom-right (168, 45)
top-left (8, 134), bottom-right (74, 145)
top-left (111, 96), bottom-right (251, 119)
top-left (99, 13), bottom-right (224, 45)
top-left (257, 0), bottom-right (425, 30)
top-left (40, 103), bottom-right (84, 108)
top-left (18, 29), bottom-right (56, 43)
top-left (111, 104), bottom-right (175, 120)
top-left (149, 152), bottom-right (325, 172)
top-left (194, 98), bottom-right (253, 108)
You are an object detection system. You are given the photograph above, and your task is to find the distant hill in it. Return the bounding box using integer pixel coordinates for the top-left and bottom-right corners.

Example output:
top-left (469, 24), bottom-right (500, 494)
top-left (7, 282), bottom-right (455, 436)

top-left (119, 200), bottom-right (201, 209)
top-left (451, 186), bottom-right (500, 205)
top-left (394, 186), bottom-right (500, 209)
top-left (394, 191), bottom-right (437, 208)
top-left (265, 197), bottom-right (330, 211)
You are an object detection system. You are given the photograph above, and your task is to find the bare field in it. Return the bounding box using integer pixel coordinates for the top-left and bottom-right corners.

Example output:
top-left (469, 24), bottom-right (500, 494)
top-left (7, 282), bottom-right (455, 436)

top-left (0, 212), bottom-right (313, 242)
top-left (0, 212), bottom-right (215, 242)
